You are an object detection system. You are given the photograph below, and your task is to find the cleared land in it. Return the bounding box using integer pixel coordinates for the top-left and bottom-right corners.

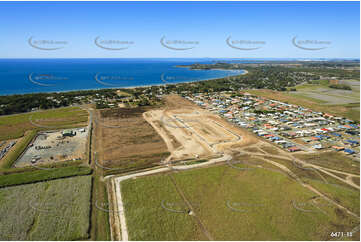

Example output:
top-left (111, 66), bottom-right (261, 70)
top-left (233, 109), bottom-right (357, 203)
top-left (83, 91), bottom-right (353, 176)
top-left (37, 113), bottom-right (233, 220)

top-left (120, 164), bottom-right (359, 241)
top-left (144, 95), bottom-right (258, 162)
top-left (95, 107), bottom-right (169, 173)
top-left (0, 175), bottom-right (92, 240)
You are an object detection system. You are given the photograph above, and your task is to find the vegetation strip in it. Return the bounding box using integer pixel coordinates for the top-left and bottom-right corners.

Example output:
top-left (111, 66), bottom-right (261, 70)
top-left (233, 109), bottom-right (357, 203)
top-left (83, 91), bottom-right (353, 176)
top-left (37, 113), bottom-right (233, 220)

top-left (0, 166), bottom-right (92, 188)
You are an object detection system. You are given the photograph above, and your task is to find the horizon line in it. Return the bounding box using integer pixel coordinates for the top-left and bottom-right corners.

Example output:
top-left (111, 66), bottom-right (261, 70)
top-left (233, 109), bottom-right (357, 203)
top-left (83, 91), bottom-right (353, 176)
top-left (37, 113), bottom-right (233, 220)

top-left (0, 57), bottom-right (359, 60)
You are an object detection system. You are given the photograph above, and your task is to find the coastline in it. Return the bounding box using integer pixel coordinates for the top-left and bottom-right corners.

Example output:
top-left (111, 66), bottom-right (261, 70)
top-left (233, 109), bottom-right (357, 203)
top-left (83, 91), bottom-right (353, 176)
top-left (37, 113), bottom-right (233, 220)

top-left (0, 69), bottom-right (248, 97)
top-left (124, 69), bottom-right (248, 89)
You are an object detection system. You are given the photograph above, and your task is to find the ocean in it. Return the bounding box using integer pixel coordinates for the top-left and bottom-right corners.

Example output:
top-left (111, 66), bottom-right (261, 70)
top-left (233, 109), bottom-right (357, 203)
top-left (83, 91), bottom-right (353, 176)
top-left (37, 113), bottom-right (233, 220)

top-left (0, 58), bottom-right (244, 96)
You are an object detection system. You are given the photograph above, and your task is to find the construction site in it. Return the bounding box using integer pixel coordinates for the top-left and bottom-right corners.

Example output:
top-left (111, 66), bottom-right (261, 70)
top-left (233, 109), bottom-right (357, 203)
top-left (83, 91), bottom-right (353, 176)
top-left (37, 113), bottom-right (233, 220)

top-left (106, 95), bottom-right (359, 241)
top-left (143, 95), bottom-right (258, 164)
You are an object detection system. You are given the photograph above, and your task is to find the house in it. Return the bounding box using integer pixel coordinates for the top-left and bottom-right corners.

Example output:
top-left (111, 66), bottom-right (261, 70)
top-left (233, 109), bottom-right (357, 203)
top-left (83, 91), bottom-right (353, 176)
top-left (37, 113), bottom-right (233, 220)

top-left (344, 149), bottom-right (355, 155)
top-left (332, 146), bottom-right (344, 151)
top-left (302, 138), bottom-right (312, 143)
top-left (275, 140), bottom-right (287, 144)
top-left (312, 144), bottom-right (323, 150)
top-left (346, 140), bottom-right (359, 146)
top-left (288, 147), bottom-right (301, 152)
top-left (283, 143), bottom-right (295, 148)
top-left (270, 136), bottom-right (281, 141)
top-left (346, 130), bottom-right (359, 135)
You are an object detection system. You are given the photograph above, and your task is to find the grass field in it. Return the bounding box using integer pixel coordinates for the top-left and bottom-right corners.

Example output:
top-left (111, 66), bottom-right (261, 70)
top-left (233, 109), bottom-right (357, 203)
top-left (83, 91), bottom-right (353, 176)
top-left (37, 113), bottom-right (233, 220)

top-left (0, 175), bottom-right (92, 240)
top-left (304, 178), bottom-right (360, 215)
top-left (120, 164), bottom-right (359, 240)
top-left (247, 89), bottom-right (360, 122)
top-left (294, 152), bottom-right (360, 175)
top-left (253, 155), bottom-right (360, 218)
top-left (0, 107), bottom-right (88, 141)
top-left (91, 173), bottom-right (111, 240)
top-left (121, 174), bottom-right (207, 241)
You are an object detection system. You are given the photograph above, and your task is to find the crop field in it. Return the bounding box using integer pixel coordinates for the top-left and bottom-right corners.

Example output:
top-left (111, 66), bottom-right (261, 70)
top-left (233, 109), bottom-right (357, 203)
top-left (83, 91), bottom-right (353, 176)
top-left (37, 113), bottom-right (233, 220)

top-left (0, 175), bottom-right (92, 240)
top-left (120, 163), bottom-right (359, 241)
top-left (0, 107), bottom-right (88, 141)
top-left (95, 107), bottom-right (169, 173)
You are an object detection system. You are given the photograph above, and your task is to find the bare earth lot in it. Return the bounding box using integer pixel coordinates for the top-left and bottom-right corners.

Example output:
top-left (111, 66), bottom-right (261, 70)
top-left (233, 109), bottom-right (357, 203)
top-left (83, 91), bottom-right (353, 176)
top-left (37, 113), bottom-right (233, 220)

top-left (144, 95), bottom-right (258, 163)
top-left (95, 107), bottom-right (169, 171)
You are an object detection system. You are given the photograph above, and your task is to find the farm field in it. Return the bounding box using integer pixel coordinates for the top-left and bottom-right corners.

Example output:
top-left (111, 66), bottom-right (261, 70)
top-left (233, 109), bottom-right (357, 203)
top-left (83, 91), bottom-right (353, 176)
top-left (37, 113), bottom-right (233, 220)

top-left (0, 175), bottom-right (92, 240)
top-left (119, 164), bottom-right (360, 241)
top-left (95, 107), bottom-right (169, 174)
top-left (0, 107), bottom-right (89, 141)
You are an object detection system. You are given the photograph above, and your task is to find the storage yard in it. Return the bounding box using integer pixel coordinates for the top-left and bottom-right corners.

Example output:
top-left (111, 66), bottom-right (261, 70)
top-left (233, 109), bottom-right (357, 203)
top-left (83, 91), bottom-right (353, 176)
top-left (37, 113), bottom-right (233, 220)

top-left (14, 127), bottom-right (89, 167)
top-left (186, 92), bottom-right (360, 158)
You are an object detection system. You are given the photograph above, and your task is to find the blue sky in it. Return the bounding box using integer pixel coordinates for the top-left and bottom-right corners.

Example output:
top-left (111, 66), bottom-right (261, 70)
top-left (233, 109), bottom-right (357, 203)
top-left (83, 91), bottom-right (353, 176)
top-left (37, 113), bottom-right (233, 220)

top-left (0, 1), bottom-right (359, 58)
